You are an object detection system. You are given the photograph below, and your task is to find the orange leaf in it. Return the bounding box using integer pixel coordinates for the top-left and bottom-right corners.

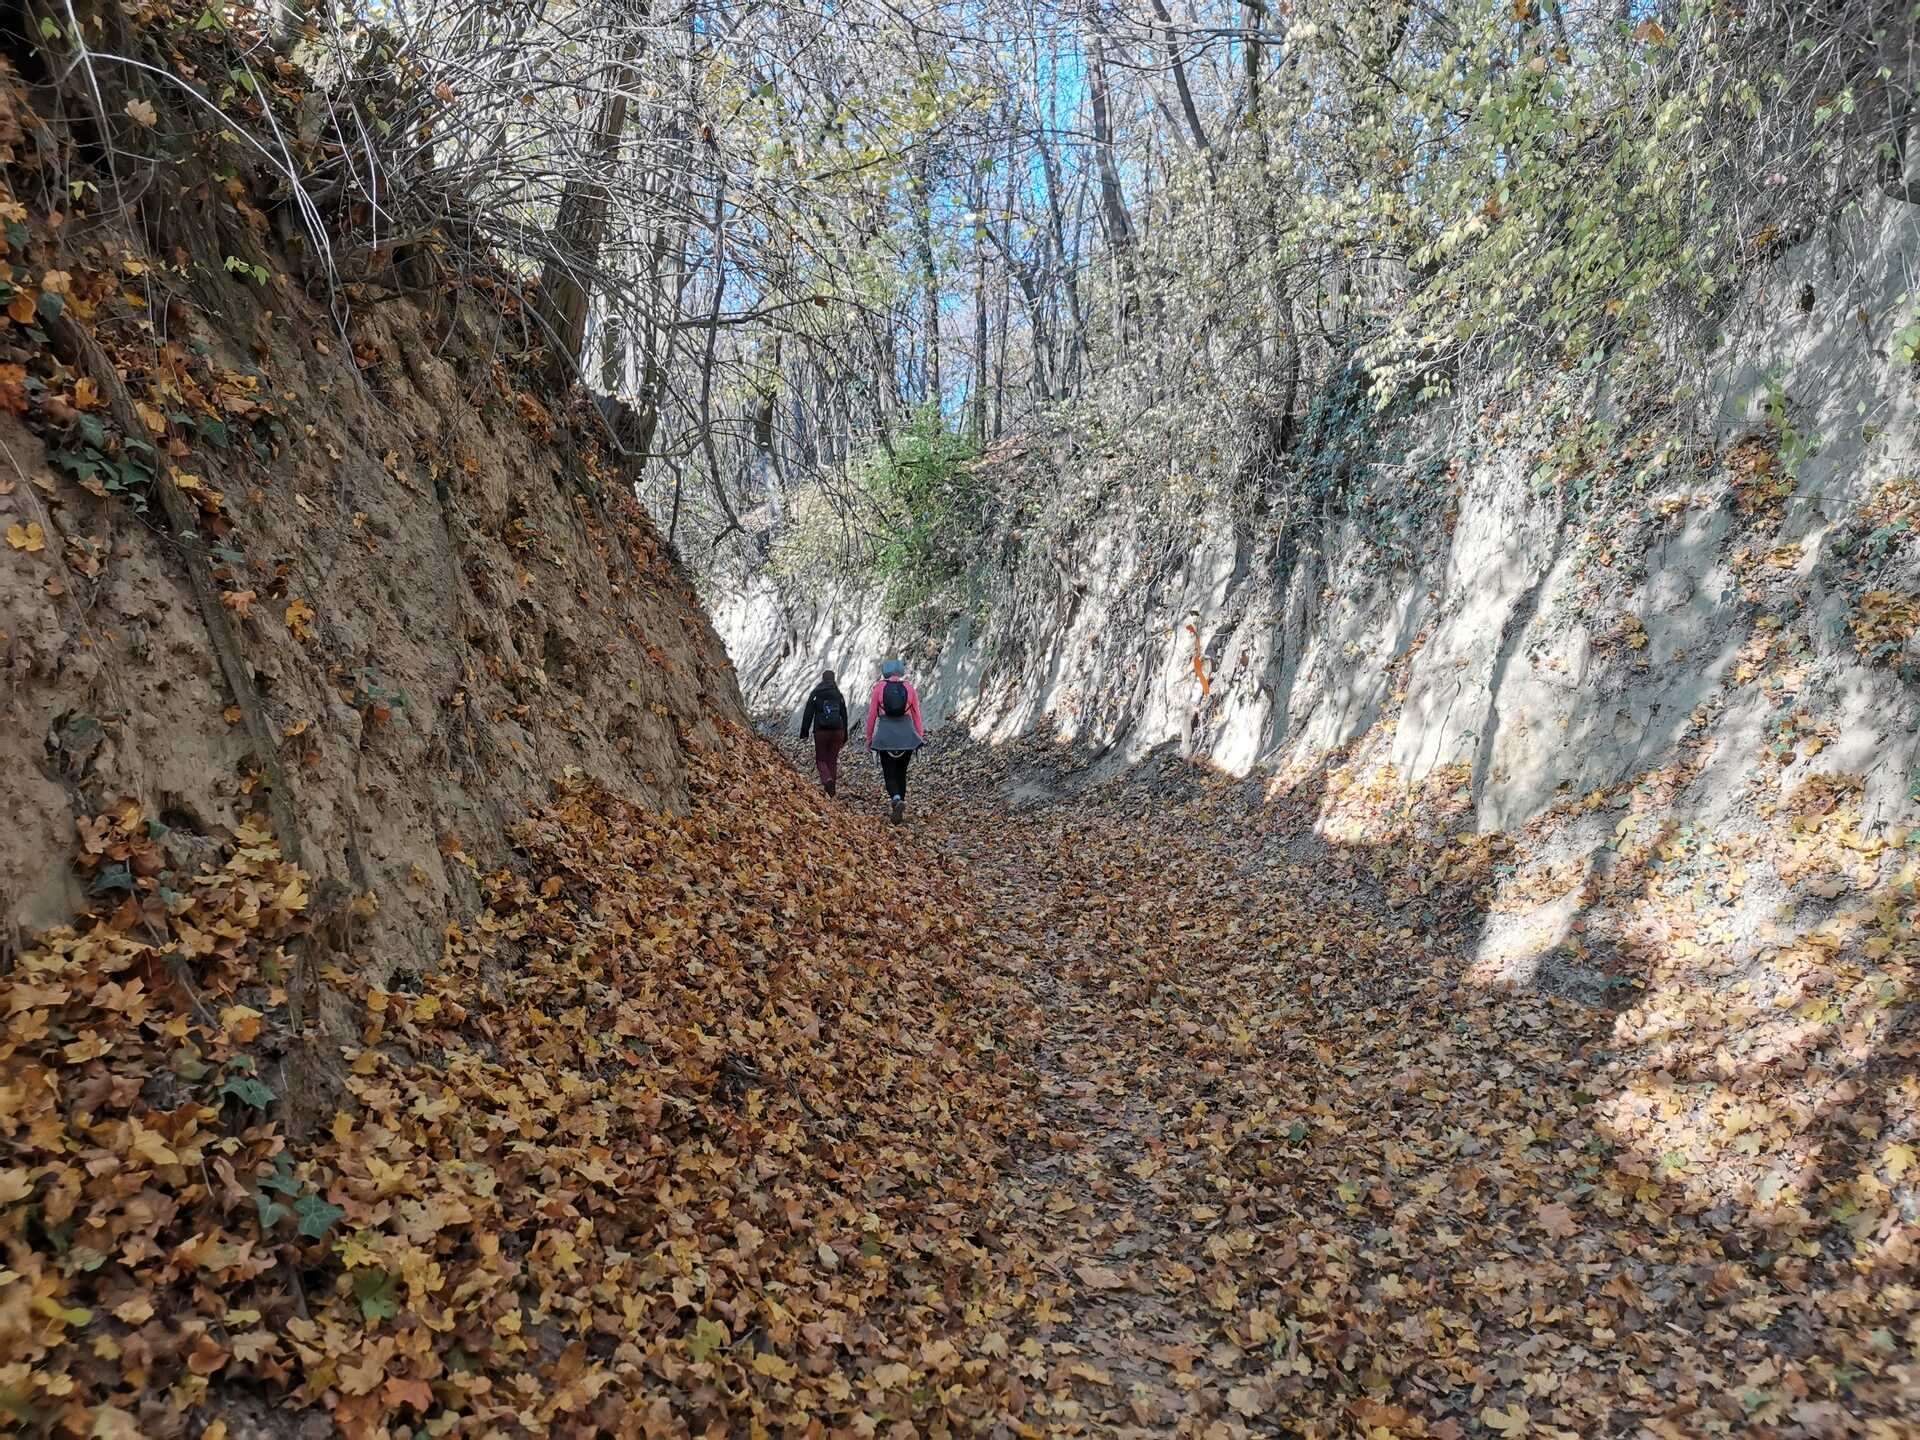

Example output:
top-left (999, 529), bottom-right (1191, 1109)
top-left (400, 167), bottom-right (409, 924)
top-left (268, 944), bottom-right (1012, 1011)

top-left (384, 1377), bottom-right (433, 1411)
top-left (187, 1333), bottom-right (230, 1376)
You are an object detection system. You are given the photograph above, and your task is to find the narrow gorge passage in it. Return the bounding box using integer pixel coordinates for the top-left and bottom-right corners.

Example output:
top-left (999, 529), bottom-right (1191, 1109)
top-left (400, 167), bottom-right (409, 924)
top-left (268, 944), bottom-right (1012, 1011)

top-left (775, 733), bottom-right (1897, 1439)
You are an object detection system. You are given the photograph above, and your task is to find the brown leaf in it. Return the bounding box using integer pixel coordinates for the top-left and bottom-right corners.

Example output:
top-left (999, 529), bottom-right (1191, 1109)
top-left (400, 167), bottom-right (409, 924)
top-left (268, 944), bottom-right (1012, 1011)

top-left (1075, 1262), bottom-right (1127, 1290)
top-left (1535, 1201), bottom-right (1579, 1240)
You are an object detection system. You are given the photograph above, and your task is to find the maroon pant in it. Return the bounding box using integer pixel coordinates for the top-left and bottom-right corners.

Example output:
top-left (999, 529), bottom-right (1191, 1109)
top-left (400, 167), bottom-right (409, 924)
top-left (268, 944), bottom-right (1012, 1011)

top-left (812, 727), bottom-right (847, 792)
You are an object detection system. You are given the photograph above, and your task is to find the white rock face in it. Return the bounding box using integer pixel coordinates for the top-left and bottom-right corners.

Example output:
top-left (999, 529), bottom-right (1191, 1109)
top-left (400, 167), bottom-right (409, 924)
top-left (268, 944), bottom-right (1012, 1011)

top-left (716, 204), bottom-right (1920, 834)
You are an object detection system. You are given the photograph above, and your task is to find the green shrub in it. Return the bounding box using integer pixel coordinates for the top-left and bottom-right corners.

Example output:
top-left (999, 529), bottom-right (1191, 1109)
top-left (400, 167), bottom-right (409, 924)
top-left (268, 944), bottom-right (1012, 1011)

top-left (858, 406), bottom-right (984, 615)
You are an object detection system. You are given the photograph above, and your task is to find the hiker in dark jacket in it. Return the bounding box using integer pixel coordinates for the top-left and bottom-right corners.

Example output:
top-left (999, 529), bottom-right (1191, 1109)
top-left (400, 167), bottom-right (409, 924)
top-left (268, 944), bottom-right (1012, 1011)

top-left (864, 658), bottom-right (925, 824)
top-left (798, 669), bottom-right (851, 796)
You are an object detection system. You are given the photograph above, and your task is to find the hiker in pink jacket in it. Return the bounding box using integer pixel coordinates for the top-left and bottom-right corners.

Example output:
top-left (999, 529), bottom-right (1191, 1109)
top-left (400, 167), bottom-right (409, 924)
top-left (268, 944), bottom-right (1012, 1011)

top-left (864, 659), bottom-right (925, 824)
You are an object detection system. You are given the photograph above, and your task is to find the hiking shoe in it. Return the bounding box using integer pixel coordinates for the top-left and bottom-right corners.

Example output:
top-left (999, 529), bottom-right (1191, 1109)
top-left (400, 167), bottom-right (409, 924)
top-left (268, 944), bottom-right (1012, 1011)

top-left (890, 798), bottom-right (905, 825)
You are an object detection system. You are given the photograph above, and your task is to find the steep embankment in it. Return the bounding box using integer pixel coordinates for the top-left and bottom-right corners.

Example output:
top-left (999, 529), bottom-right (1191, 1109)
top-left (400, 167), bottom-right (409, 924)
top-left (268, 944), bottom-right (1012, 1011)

top-left (0, 126), bottom-right (738, 966)
top-left (725, 210), bottom-right (1920, 835)
top-left (0, 25), bottom-right (1036, 1439)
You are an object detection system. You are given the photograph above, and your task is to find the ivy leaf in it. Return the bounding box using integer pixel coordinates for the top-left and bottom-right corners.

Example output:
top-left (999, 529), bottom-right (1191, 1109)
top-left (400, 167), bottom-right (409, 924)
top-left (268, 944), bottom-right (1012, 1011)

top-left (220, 1076), bottom-right (276, 1109)
top-left (89, 863), bottom-right (134, 895)
top-left (293, 1193), bottom-right (345, 1239)
top-left (353, 1268), bottom-right (399, 1323)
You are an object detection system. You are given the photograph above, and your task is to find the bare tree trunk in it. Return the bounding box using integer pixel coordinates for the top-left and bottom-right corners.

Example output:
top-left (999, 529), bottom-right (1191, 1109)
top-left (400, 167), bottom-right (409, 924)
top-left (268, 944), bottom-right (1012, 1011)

top-left (749, 333), bottom-right (785, 520)
top-left (627, 146), bottom-right (695, 468)
top-left (695, 172), bottom-right (747, 546)
top-left (533, 17), bottom-right (647, 388)
top-left (1085, 26), bottom-right (1134, 251)
top-left (972, 203), bottom-right (989, 444)
top-left (1243, 0), bottom-right (1300, 456)
top-left (1148, 0), bottom-right (1213, 158)
top-left (993, 258), bottom-right (1010, 437)
top-left (599, 311), bottom-right (624, 393)
top-left (1084, 15), bottom-right (1140, 346)
top-left (912, 146), bottom-right (942, 411)
top-left (1036, 128), bottom-right (1088, 390)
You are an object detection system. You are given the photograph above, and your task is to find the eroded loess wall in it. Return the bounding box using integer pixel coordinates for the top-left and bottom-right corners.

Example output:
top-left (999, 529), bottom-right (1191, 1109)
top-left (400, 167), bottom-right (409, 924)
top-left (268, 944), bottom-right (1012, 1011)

top-left (1, 163), bottom-right (742, 983)
top-left (719, 204), bottom-right (1920, 839)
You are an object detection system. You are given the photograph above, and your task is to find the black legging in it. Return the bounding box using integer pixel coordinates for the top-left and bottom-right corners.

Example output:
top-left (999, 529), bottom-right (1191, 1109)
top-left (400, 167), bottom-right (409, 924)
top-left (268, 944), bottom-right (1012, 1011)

top-left (877, 749), bottom-right (913, 801)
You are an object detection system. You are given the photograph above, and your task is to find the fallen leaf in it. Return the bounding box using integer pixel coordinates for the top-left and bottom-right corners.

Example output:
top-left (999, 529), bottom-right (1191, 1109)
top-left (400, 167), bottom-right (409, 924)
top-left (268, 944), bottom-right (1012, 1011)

top-left (1535, 1201), bottom-right (1579, 1240)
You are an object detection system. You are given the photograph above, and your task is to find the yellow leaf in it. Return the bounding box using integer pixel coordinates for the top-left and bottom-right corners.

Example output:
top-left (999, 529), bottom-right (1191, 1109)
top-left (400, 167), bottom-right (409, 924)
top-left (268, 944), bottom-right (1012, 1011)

top-left (125, 99), bottom-right (158, 126)
top-left (33, 1295), bottom-right (92, 1327)
top-left (1482, 1402), bottom-right (1531, 1436)
top-left (751, 1351), bottom-right (797, 1382)
top-left (220, 1004), bottom-right (263, 1043)
top-left (128, 1121), bottom-right (178, 1167)
top-left (1886, 1143), bottom-right (1915, 1181)
top-left (7, 520), bottom-right (45, 552)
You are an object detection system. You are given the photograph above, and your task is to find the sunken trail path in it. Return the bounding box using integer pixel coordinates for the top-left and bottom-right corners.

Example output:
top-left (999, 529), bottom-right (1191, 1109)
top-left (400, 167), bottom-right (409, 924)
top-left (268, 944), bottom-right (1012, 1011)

top-left (772, 728), bottom-right (1912, 1439)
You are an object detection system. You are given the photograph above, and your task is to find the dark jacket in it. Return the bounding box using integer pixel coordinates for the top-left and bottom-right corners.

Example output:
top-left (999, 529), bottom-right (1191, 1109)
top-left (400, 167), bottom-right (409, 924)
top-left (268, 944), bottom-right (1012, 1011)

top-left (799, 683), bottom-right (851, 737)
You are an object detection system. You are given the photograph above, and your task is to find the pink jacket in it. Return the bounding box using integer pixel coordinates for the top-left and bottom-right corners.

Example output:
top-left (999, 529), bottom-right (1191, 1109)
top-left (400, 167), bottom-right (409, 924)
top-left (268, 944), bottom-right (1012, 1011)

top-left (865, 678), bottom-right (925, 749)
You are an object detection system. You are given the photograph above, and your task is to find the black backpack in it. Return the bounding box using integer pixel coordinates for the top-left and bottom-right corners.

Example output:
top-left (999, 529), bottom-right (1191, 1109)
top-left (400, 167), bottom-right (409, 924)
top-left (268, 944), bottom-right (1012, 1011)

top-left (881, 679), bottom-right (909, 717)
top-left (814, 690), bottom-right (846, 729)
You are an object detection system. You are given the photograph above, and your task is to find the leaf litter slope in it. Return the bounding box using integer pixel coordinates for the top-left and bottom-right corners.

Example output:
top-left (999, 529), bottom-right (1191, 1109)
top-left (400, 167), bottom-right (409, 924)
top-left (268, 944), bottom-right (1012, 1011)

top-left (819, 735), bottom-right (1914, 1440)
top-left (7, 720), bottom-right (1914, 1438)
top-left (3, 726), bottom-right (1038, 1437)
